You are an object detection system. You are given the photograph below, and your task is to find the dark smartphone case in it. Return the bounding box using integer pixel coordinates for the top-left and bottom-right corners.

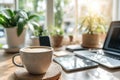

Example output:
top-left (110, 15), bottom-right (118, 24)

top-left (39, 36), bottom-right (51, 47)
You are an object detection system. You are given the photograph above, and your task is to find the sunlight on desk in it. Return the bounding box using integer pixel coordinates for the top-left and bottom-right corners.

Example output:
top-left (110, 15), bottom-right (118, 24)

top-left (53, 51), bottom-right (72, 56)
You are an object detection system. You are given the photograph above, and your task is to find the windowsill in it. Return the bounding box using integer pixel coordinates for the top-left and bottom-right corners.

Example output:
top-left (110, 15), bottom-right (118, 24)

top-left (62, 35), bottom-right (82, 46)
top-left (0, 34), bottom-right (82, 49)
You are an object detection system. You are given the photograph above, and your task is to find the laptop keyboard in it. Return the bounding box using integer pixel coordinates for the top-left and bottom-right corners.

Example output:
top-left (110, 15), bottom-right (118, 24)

top-left (91, 50), bottom-right (120, 60)
top-left (75, 51), bottom-right (120, 68)
top-left (104, 53), bottom-right (120, 60)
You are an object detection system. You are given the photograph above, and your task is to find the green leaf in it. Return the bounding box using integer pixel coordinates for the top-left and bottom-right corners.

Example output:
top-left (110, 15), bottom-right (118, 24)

top-left (31, 22), bottom-right (39, 29)
top-left (0, 43), bottom-right (3, 48)
top-left (3, 9), bottom-right (14, 18)
top-left (28, 21), bottom-right (39, 32)
top-left (18, 10), bottom-right (28, 19)
top-left (0, 9), bottom-right (17, 27)
top-left (0, 14), bottom-right (9, 27)
top-left (17, 19), bottom-right (26, 36)
top-left (28, 14), bottom-right (39, 20)
top-left (11, 11), bottom-right (21, 26)
top-left (0, 19), bottom-right (6, 27)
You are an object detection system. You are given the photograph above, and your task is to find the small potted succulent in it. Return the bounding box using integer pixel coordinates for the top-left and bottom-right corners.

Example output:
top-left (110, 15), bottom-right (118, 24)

top-left (30, 23), bottom-right (41, 46)
top-left (68, 34), bottom-right (73, 43)
top-left (0, 8), bottom-right (39, 48)
top-left (50, 26), bottom-right (64, 47)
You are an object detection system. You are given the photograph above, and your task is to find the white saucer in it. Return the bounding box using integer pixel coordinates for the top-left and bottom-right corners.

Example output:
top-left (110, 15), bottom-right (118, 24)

top-left (2, 45), bottom-right (20, 53)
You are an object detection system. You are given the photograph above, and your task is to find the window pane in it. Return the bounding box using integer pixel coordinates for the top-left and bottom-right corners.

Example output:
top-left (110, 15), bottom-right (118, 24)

top-left (18, 0), bottom-right (46, 26)
top-left (0, 0), bottom-right (15, 10)
top-left (54, 0), bottom-right (113, 35)
top-left (54, 0), bottom-right (75, 34)
top-left (78, 0), bottom-right (113, 26)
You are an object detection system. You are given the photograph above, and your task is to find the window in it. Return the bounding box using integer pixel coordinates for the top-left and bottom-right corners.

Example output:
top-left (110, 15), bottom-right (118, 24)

top-left (54, 0), bottom-right (113, 35)
top-left (78, 0), bottom-right (113, 23)
top-left (18, 0), bottom-right (46, 26)
top-left (0, 0), bottom-right (119, 30)
top-left (0, 0), bottom-right (15, 10)
top-left (54, 0), bottom-right (75, 34)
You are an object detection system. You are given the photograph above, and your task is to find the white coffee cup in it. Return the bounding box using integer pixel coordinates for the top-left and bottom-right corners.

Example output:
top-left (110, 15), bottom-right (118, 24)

top-left (12, 46), bottom-right (53, 74)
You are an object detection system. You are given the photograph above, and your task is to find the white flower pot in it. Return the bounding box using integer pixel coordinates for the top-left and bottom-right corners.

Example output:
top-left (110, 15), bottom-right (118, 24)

top-left (5, 27), bottom-right (26, 48)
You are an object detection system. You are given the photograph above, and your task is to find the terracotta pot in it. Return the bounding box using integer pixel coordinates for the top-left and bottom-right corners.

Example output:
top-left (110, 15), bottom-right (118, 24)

top-left (82, 34), bottom-right (106, 48)
top-left (30, 36), bottom-right (39, 46)
top-left (69, 35), bottom-right (73, 42)
top-left (51, 35), bottom-right (63, 47)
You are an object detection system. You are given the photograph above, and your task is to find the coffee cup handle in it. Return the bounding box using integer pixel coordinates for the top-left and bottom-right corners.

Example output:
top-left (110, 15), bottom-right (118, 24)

top-left (12, 53), bottom-right (24, 67)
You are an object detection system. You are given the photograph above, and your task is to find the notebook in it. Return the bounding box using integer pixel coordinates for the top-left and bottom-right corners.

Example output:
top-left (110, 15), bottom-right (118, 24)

top-left (75, 21), bottom-right (120, 69)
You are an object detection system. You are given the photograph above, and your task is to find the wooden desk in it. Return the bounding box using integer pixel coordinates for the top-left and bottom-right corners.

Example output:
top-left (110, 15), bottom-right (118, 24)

top-left (0, 49), bottom-right (120, 80)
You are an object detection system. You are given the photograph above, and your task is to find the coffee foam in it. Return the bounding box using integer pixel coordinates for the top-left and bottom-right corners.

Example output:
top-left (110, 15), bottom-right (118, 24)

top-left (22, 48), bottom-right (51, 53)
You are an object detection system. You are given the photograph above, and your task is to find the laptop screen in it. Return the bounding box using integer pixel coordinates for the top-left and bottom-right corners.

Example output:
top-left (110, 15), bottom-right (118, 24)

top-left (103, 21), bottom-right (120, 54)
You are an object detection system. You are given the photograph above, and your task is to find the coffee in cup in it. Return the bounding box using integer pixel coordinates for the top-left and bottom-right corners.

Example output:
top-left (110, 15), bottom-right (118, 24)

top-left (12, 46), bottom-right (53, 74)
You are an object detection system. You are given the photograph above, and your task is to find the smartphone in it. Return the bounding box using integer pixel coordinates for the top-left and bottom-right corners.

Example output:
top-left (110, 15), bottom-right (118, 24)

top-left (66, 45), bottom-right (87, 52)
top-left (53, 55), bottom-right (98, 72)
top-left (39, 36), bottom-right (51, 47)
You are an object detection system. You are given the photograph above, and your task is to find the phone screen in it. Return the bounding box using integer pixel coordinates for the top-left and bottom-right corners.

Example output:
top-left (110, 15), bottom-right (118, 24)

top-left (54, 55), bottom-right (98, 72)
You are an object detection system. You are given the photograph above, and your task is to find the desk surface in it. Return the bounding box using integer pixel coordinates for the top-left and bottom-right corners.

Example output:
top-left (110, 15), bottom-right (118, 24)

top-left (0, 49), bottom-right (120, 80)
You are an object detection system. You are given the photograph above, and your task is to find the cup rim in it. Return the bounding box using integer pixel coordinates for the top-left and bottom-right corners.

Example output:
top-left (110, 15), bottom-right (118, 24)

top-left (20, 46), bottom-right (53, 54)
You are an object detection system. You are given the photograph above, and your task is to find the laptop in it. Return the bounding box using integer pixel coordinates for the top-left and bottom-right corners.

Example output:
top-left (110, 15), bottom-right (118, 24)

top-left (75, 21), bottom-right (120, 69)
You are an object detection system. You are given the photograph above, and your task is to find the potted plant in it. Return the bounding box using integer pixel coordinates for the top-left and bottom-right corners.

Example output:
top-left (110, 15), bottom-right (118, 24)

top-left (79, 14), bottom-right (107, 48)
top-left (50, 26), bottom-right (64, 47)
top-left (68, 34), bottom-right (74, 43)
top-left (30, 24), bottom-right (50, 46)
top-left (30, 23), bottom-right (41, 46)
top-left (0, 8), bottom-right (39, 49)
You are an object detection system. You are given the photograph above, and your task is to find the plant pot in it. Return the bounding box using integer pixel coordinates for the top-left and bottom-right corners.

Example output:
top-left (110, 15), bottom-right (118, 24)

top-left (51, 35), bottom-right (63, 47)
top-left (5, 27), bottom-right (26, 48)
top-left (82, 34), bottom-right (105, 48)
top-left (30, 36), bottom-right (40, 46)
top-left (69, 35), bottom-right (73, 42)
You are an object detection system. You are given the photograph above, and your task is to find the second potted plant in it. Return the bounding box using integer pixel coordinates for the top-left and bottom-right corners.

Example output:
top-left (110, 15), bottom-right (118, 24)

top-left (50, 26), bottom-right (64, 48)
top-left (79, 14), bottom-right (107, 48)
